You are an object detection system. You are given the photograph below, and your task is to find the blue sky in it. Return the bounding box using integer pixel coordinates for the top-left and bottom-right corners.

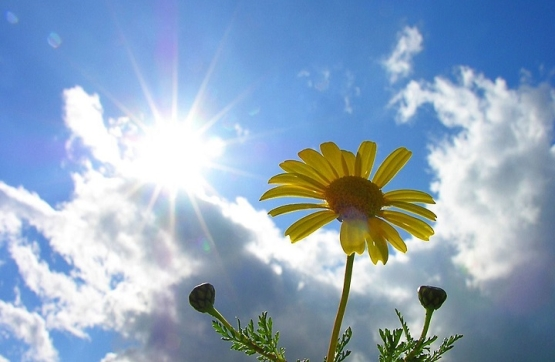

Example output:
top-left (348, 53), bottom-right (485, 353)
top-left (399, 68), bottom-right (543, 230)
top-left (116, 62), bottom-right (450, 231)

top-left (1, 1), bottom-right (555, 361)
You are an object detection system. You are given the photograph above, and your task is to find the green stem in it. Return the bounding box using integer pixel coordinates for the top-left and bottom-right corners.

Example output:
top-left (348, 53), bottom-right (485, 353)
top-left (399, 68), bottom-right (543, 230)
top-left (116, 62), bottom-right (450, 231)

top-left (325, 253), bottom-right (355, 362)
top-left (207, 307), bottom-right (286, 362)
top-left (404, 308), bottom-right (434, 362)
top-left (208, 306), bottom-right (235, 331)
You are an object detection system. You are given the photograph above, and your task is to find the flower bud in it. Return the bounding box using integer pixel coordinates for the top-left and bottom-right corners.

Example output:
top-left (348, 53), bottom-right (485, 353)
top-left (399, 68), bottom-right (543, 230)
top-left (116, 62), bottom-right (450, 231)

top-left (417, 285), bottom-right (447, 310)
top-left (189, 283), bottom-right (215, 313)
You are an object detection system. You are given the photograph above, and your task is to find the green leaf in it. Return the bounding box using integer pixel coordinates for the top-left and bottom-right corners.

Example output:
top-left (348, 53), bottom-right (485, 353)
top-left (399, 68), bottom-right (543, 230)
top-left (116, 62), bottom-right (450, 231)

top-left (211, 312), bottom-right (290, 362)
top-left (377, 309), bottom-right (463, 362)
top-left (322, 327), bottom-right (352, 362)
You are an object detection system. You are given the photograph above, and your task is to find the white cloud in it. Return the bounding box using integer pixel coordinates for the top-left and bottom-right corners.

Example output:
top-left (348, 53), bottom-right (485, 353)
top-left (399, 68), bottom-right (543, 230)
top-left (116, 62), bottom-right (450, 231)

top-left (0, 301), bottom-right (58, 362)
top-left (219, 196), bottom-right (346, 287)
top-left (296, 67), bottom-right (332, 91)
top-left (344, 96), bottom-right (353, 114)
top-left (63, 87), bottom-right (122, 165)
top-left (391, 67), bottom-right (555, 295)
top-left (383, 26), bottom-right (423, 83)
top-left (0, 169), bottom-right (196, 354)
top-left (233, 123), bottom-right (250, 140)
top-left (314, 69), bottom-right (331, 91)
top-left (297, 66), bottom-right (360, 114)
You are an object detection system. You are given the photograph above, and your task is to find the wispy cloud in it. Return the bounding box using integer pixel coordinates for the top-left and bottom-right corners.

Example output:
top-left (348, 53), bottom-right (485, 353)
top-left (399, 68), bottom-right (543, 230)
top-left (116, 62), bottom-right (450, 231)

top-left (298, 68), bottom-right (331, 91)
top-left (297, 67), bottom-right (360, 114)
top-left (383, 26), bottom-right (423, 83)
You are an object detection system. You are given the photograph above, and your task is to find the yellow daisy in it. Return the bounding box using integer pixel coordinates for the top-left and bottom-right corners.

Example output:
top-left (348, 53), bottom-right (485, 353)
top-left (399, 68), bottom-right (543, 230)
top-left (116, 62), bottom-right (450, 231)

top-left (260, 141), bottom-right (436, 264)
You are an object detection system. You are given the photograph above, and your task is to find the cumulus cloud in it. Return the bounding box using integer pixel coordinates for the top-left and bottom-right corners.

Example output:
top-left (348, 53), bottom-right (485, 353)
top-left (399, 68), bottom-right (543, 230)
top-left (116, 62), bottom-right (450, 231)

top-left (0, 171), bottom-right (195, 357)
top-left (63, 87), bottom-right (122, 165)
top-left (383, 26), bottom-right (423, 83)
top-left (390, 66), bottom-right (555, 325)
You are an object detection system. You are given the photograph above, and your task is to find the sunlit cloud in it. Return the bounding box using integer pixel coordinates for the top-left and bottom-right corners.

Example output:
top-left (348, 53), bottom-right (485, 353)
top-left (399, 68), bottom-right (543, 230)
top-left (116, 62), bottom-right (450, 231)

top-left (390, 66), bottom-right (555, 297)
top-left (0, 166), bottom-right (195, 357)
top-left (383, 26), bottom-right (423, 83)
top-left (233, 123), bottom-right (250, 141)
top-left (63, 87), bottom-right (122, 166)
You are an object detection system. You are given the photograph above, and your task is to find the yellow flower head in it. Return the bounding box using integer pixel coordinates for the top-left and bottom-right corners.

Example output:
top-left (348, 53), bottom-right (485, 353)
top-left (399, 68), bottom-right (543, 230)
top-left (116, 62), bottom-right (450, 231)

top-left (260, 141), bottom-right (436, 265)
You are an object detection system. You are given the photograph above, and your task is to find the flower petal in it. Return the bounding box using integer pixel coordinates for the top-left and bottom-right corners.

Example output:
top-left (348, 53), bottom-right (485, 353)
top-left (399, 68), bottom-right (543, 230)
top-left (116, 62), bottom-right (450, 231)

top-left (372, 148), bottom-right (412, 188)
top-left (383, 189), bottom-right (436, 204)
top-left (339, 219), bottom-right (367, 255)
top-left (285, 210), bottom-right (338, 242)
top-left (341, 150), bottom-right (356, 176)
top-left (366, 228), bottom-right (389, 265)
top-left (268, 173), bottom-right (327, 192)
top-left (386, 201), bottom-right (437, 221)
top-left (268, 203), bottom-right (328, 217)
top-left (268, 173), bottom-right (295, 184)
top-left (280, 160), bottom-right (330, 185)
top-left (298, 148), bottom-right (338, 180)
top-left (260, 185), bottom-right (324, 201)
top-left (370, 217), bottom-right (407, 253)
top-left (381, 210), bottom-right (435, 241)
top-left (355, 141), bottom-right (377, 179)
top-left (320, 142), bottom-right (347, 177)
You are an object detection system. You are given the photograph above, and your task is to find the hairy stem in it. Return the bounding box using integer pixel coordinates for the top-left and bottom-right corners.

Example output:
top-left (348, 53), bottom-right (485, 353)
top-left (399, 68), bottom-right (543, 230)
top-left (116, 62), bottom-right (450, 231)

top-left (326, 253), bottom-right (355, 362)
top-left (404, 308), bottom-right (434, 361)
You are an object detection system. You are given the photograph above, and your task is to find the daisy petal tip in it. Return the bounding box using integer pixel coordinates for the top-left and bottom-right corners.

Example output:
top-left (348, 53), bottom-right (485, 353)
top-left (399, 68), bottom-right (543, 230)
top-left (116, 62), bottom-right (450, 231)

top-left (341, 244), bottom-right (365, 256)
top-left (259, 192), bottom-right (271, 201)
top-left (420, 234), bottom-right (432, 241)
top-left (286, 234), bottom-right (299, 243)
top-left (371, 256), bottom-right (388, 265)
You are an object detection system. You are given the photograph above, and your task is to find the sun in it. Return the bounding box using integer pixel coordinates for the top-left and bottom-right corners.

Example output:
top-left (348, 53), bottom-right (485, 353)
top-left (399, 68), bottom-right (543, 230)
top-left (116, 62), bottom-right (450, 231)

top-left (129, 120), bottom-right (225, 194)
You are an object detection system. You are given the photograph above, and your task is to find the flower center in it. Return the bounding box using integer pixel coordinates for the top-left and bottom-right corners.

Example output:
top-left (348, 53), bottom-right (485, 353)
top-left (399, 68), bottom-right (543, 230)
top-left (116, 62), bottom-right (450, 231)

top-left (324, 176), bottom-right (384, 220)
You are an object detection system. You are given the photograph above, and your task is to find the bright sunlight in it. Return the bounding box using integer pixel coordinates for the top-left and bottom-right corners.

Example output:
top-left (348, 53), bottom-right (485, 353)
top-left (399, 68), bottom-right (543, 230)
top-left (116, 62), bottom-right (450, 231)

top-left (129, 120), bottom-right (225, 193)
